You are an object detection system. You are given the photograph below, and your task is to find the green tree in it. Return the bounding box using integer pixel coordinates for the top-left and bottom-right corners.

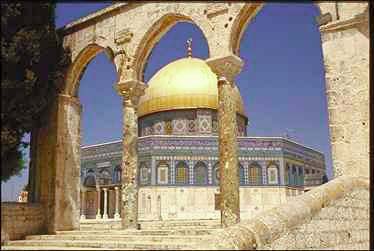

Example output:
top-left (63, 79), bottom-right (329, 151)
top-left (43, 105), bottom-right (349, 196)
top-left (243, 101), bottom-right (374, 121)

top-left (1, 3), bottom-right (70, 182)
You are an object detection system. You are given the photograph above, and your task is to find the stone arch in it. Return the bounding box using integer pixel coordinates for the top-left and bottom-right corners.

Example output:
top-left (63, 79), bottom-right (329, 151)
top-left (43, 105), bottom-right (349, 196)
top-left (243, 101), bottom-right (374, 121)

top-left (24, 2), bottom-right (368, 235)
top-left (230, 3), bottom-right (263, 55)
top-left (133, 13), bottom-right (210, 81)
top-left (230, 3), bottom-right (325, 55)
top-left (64, 42), bottom-right (117, 97)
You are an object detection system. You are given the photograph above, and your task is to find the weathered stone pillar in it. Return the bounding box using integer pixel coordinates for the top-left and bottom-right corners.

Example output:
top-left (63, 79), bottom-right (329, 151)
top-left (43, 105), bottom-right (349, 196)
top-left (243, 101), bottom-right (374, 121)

top-left (102, 188), bottom-right (108, 220)
top-left (115, 79), bottom-right (146, 229)
top-left (114, 186), bottom-right (120, 219)
top-left (27, 93), bottom-right (83, 232)
top-left (96, 186), bottom-right (101, 219)
top-left (52, 94), bottom-right (81, 232)
top-left (206, 54), bottom-right (243, 227)
top-left (317, 3), bottom-right (369, 179)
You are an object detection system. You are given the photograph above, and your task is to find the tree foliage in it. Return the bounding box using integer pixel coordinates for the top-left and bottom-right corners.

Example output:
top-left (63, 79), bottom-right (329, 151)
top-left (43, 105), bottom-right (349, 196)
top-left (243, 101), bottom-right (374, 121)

top-left (1, 3), bottom-right (70, 182)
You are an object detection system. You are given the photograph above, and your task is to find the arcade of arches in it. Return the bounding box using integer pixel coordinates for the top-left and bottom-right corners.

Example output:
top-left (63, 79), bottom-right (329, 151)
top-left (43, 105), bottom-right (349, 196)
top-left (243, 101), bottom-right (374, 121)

top-left (24, 2), bottom-right (368, 241)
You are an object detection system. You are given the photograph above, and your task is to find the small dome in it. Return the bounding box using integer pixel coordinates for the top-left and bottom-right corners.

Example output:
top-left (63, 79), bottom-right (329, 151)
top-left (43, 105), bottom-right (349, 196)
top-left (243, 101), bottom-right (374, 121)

top-left (138, 57), bottom-right (246, 118)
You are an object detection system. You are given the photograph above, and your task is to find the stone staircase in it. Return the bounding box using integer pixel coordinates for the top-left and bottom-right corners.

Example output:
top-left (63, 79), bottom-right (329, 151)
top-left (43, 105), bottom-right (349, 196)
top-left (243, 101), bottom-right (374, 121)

top-left (1, 220), bottom-right (222, 250)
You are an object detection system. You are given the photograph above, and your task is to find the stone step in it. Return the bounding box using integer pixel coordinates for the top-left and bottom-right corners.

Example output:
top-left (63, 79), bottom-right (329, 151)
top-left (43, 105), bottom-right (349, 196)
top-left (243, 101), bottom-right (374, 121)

top-left (139, 219), bottom-right (221, 225)
top-left (140, 225), bottom-right (221, 230)
top-left (4, 240), bottom-right (202, 250)
top-left (57, 228), bottom-right (221, 236)
top-left (80, 224), bottom-right (121, 230)
top-left (1, 246), bottom-right (113, 250)
top-left (79, 220), bottom-right (222, 231)
top-left (140, 221), bottom-right (221, 228)
top-left (79, 224), bottom-right (220, 231)
top-left (25, 234), bottom-right (212, 242)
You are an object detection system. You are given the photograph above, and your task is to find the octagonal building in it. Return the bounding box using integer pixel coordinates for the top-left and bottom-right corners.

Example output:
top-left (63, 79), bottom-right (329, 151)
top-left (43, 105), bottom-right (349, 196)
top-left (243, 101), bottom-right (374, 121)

top-left (80, 53), bottom-right (326, 222)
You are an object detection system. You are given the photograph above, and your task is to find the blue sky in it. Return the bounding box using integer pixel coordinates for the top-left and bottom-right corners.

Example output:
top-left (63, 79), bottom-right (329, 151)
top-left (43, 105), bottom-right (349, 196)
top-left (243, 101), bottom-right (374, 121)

top-left (1, 3), bottom-right (333, 201)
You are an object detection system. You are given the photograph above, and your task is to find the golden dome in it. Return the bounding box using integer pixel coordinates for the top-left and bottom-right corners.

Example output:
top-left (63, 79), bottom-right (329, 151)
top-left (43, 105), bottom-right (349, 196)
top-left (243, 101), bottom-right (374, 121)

top-left (138, 57), bottom-right (246, 118)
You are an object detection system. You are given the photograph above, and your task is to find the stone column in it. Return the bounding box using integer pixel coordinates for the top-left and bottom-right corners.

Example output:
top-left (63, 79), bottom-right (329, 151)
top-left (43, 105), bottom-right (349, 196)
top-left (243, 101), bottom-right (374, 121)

top-left (115, 79), bottom-right (146, 229)
top-left (80, 189), bottom-right (86, 220)
top-left (51, 94), bottom-right (81, 232)
top-left (114, 186), bottom-right (120, 219)
top-left (206, 55), bottom-right (243, 227)
top-left (102, 188), bottom-right (108, 220)
top-left (96, 186), bottom-right (101, 219)
top-left (317, 3), bottom-right (369, 178)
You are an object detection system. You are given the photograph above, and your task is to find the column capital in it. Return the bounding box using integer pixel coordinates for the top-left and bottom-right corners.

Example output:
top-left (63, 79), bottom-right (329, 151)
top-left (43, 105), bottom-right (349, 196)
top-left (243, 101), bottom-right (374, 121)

top-left (58, 94), bottom-right (82, 111)
top-left (206, 54), bottom-right (244, 82)
top-left (115, 79), bottom-right (147, 106)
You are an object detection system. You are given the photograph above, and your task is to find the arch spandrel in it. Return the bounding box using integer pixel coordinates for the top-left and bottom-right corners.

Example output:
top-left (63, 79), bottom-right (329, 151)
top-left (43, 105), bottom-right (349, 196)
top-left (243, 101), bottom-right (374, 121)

top-left (60, 3), bottom-right (264, 86)
top-left (121, 3), bottom-right (217, 81)
top-left (63, 42), bottom-right (117, 97)
top-left (109, 2), bottom-right (257, 81)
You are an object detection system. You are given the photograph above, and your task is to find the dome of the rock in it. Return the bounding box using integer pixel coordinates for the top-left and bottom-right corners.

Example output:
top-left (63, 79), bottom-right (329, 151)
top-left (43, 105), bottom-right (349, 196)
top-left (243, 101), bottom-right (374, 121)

top-left (138, 57), bottom-right (246, 118)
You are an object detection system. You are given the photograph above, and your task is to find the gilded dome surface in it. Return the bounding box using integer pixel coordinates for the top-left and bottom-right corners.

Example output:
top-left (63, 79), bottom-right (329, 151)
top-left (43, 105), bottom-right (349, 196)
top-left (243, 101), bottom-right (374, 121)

top-left (138, 57), bottom-right (246, 118)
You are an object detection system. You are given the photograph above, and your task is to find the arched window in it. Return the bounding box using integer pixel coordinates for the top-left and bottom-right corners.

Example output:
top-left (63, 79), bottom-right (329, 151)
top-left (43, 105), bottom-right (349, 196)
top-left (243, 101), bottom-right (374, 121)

top-left (84, 169), bottom-right (96, 186)
top-left (267, 163), bottom-right (279, 185)
top-left (112, 165), bottom-right (121, 184)
top-left (248, 162), bottom-right (262, 185)
top-left (213, 163), bottom-right (219, 185)
top-left (139, 162), bottom-right (151, 185)
top-left (175, 161), bottom-right (188, 185)
top-left (157, 161), bottom-right (169, 185)
top-left (194, 161), bottom-right (208, 185)
top-left (239, 164), bottom-right (245, 185)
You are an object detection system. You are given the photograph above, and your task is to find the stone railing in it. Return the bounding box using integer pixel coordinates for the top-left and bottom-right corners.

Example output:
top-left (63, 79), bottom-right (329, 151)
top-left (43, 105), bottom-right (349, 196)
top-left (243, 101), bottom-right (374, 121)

top-left (205, 175), bottom-right (369, 250)
top-left (1, 202), bottom-right (46, 244)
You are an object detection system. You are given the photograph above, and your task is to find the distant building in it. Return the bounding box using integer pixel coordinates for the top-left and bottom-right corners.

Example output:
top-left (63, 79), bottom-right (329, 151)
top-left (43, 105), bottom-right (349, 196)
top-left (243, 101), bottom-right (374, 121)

top-left (80, 53), bottom-right (326, 221)
top-left (17, 190), bottom-right (28, 203)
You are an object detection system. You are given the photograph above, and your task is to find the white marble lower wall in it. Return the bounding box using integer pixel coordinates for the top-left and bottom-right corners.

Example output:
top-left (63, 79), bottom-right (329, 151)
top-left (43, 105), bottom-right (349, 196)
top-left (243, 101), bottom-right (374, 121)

top-left (138, 186), bottom-right (300, 221)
